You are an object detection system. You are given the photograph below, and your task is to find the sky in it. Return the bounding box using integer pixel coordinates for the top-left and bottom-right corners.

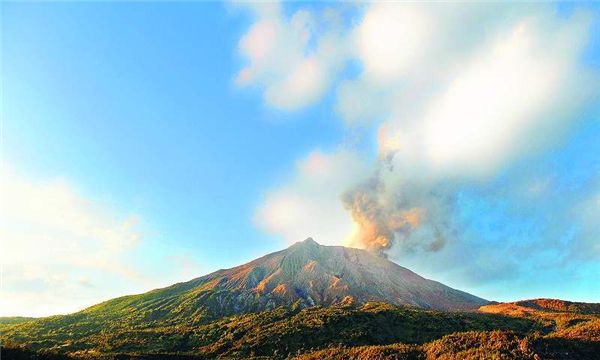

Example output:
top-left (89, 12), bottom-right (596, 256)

top-left (1, 1), bottom-right (599, 317)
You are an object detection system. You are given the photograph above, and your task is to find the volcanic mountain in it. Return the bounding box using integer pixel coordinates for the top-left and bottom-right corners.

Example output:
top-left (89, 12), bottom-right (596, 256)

top-left (186, 237), bottom-right (488, 312)
top-left (5, 240), bottom-right (600, 360)
top-left (3, 239), bottom-right (486, 331)
top-left (64, 238), bottom-right (487, 326)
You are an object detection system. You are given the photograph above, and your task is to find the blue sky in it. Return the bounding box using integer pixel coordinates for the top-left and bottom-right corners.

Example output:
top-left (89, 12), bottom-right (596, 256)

top-left (2, 2), bottom-right (599, 316)
top-left (4, 2), bottom-right (339, 257)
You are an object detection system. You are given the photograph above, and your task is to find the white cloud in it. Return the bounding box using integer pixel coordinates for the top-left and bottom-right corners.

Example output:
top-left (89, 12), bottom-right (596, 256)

top-left (255, 149), bottom-right (372, 246)
top-left (335, 79), bottom-right (390, 126)
top-left (238, 2), bottom-right (597, 179)
top-left (354, 3), bottom-right (433, 83)
top-left (236, 3), bottom-right (349, 110)
top-left (378, 10), bottom-right (596, 179)
top-left (0, 170), bottom-right (147, 316)
top-left (347, 5), bottom-right (596, 179)
top-left (248, 1), bottom-right (599, 283)
top-left (336, 3), bottom-right (519, 126)
top-left (329, 4), bottom-right (599, 187)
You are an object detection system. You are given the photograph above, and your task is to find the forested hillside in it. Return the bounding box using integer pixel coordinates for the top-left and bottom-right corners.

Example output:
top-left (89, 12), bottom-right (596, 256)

top-left (2, 301), bottom-right (599, 359)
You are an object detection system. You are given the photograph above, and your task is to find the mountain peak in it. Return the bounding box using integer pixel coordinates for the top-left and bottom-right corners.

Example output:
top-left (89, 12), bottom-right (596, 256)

top-left (189, 239), bottom-right (488, 312)
top-left (296, 237), bottom-right (319, 246)
top-left (292, 237), bottom-right (321, 247)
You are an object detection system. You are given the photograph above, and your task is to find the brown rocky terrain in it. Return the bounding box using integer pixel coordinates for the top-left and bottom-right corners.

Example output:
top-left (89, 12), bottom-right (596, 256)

top-left (193, 237), bottom-right (489, 311)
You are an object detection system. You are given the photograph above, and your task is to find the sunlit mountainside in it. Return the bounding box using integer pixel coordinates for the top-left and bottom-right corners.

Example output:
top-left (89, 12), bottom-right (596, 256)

top-left (2, 240), bottom-right (599, 359)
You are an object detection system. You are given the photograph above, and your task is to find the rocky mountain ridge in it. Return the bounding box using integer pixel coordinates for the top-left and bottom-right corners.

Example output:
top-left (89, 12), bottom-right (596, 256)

top-left (191, 237), bottom-right (488, 311)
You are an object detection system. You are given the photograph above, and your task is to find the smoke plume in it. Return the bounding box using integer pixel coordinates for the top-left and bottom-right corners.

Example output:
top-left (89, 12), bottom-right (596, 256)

top-left (342, 171), bottom-right (451, 258)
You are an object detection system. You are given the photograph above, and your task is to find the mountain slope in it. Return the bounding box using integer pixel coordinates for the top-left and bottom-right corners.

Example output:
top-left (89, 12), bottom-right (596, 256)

top-left (480, 299), bottom-right (600, 344)
top-left (105, 237), bottom-right (486, 320)
top-left (190, 237), bottom-right (487, 311)
top-left (3, 240), bottom-right (599, 359)
top-left (59, 238), bottom-right (486, 327)
top-left (2, 239), bottom-right (487, 347)
top-left (4, 302), bottom-right (599, 359)
top-left (1, 302), bottom-right (540, 358)
top-left (480, 299), bottom-right (600, 316)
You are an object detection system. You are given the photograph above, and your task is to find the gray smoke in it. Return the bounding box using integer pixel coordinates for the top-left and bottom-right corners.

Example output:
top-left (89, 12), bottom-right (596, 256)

top-left (341, 162), bottom-right (455, 258)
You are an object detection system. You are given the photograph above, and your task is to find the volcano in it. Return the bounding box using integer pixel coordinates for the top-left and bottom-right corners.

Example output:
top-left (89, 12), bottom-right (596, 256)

top-left (8, 240), bottom-right (600, 360)
top-left (187, 237), bottom-right (488, 312)
top-left (74, 238), bottom-right (487, 324)
top-left (3, 239), bottom-right (488, 330)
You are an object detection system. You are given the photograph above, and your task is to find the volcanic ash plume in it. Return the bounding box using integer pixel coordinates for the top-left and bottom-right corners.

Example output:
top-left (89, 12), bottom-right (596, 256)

top-left (342, 177), bottom-right (452, 257)
top-left (342, 178), bottom-right (425, 257)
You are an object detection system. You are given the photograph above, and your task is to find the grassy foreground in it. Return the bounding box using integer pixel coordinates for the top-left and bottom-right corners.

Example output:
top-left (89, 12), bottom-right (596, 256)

top-left (1, 300), bottom-right (599, 359)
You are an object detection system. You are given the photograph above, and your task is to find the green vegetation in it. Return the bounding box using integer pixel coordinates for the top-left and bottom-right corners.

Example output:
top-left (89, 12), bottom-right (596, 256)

top-left (518, 299), bottom-right (600, 315)
top-left (0, 317), bottom-right (36, 330)
top-left (293, 343), bottom-right (422, 360)
top-left (295, 330), bottom-right (600, 360)
top-left (5, 300), bottom-right (598, 359)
